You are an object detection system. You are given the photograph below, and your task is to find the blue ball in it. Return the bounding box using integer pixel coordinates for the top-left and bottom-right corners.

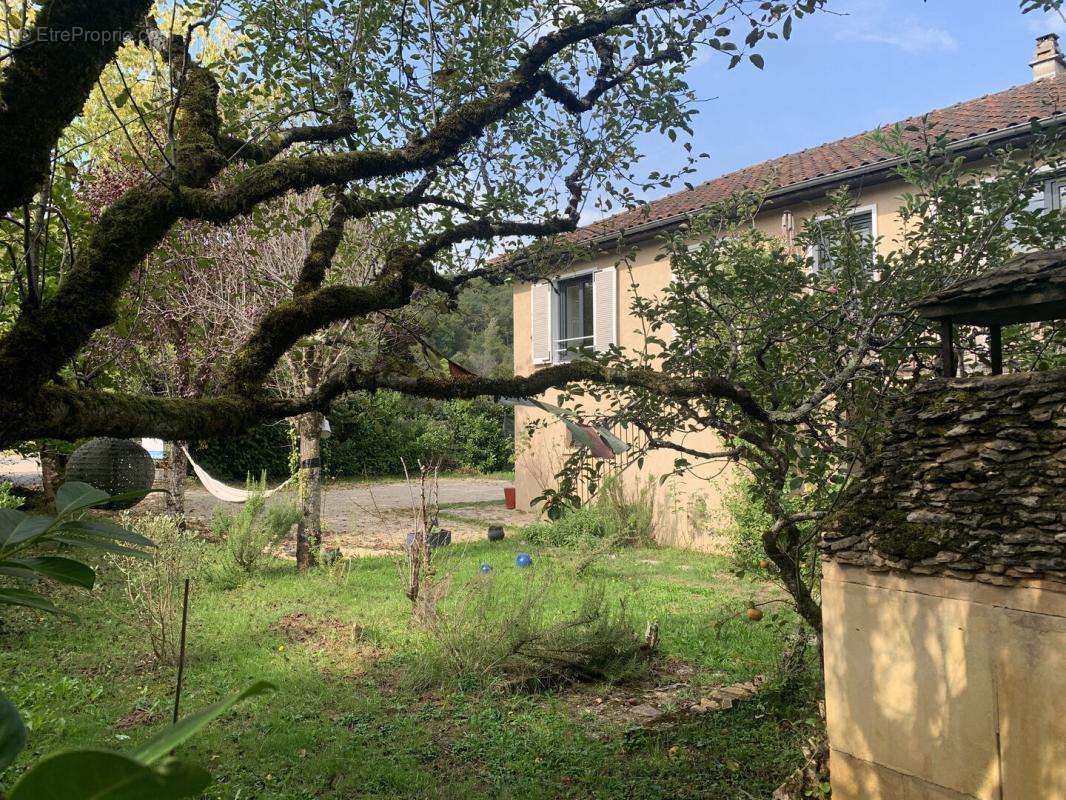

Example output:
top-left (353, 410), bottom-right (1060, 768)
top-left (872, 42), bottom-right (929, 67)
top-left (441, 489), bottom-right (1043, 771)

top-left (479, 563), bottom-right (493, 574)
top-left (515, 552), bottom-right (533, 568)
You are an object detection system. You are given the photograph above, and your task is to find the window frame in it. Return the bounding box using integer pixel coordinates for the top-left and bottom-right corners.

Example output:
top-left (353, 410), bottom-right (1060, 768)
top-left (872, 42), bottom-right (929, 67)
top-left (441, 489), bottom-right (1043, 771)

top-left (808, 203), bottom-right (878, 273)
top-left (551, 268), bottom-right (596, 363)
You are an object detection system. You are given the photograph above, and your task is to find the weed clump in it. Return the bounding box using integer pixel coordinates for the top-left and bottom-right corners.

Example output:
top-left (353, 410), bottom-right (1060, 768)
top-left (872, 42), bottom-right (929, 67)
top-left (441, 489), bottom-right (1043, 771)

top-left (524, 475), bottom-right (656, 549)
top-left (114, 513), bottom-right (204, 666)
top-left (413, 575), bottom-right (652, 692)
top-left (205, 476), bottom-right (300, 587)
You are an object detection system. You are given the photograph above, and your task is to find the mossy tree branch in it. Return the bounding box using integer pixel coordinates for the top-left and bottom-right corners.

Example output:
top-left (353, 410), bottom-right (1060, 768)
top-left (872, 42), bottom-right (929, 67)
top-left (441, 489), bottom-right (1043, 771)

top-left (2, 359), bottom-right (767, 447)
top-left (0, 0), bottom-right (153, 216)
top-left (0, 0), bottom-right (677, 411)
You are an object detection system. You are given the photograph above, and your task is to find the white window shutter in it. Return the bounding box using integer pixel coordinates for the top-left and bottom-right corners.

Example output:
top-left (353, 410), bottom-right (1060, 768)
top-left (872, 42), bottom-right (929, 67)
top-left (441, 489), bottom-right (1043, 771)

top-left (530, 281), bottom-right (553, 364)
top-left (593, 266), bottom-right (617, 352)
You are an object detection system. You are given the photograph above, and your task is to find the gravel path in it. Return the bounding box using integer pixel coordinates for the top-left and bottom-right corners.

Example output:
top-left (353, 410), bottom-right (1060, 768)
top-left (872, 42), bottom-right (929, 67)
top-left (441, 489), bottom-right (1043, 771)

top-left (2, 454), bottom-right (531, 555)
top-left (148, 476), bottom-right (531, 556)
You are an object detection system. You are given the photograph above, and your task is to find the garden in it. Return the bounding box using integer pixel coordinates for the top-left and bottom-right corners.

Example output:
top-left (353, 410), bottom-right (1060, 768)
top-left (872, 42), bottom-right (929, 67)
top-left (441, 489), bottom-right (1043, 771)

top-left (0, 479), bottom-right (822, 799)
top-left (2, 0), bottom-right (1064, 798)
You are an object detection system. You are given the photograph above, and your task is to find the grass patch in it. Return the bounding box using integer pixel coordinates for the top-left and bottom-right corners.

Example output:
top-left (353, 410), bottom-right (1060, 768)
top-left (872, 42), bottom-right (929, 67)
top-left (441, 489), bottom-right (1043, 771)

top-left (0, 537), bottom-right (818, 799)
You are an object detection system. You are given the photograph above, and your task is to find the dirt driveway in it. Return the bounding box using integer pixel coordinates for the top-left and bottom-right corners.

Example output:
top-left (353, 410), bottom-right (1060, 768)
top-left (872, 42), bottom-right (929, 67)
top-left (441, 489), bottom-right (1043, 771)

top-left (147, 476), bottom-right (534, 556)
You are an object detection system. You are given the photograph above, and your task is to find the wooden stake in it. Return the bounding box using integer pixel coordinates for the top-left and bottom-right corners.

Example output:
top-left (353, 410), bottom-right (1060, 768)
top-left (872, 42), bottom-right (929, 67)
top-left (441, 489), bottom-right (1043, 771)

top-left (173, 578), bottom-right (190, 724)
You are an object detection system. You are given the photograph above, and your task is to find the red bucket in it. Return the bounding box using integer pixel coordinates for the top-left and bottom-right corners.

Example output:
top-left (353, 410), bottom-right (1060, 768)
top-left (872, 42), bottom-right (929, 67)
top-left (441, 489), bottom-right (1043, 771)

top-left (504, 486), bottom-right (516, 510)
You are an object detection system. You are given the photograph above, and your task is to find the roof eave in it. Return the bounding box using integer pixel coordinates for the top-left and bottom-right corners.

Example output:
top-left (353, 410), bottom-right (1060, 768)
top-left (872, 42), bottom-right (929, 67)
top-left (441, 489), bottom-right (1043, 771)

top-left (579, 114), bottom-right (1066, 251)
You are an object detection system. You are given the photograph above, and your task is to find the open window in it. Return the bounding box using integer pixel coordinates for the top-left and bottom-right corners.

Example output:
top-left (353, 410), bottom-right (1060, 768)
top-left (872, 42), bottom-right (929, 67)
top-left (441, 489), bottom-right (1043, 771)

top-left (557, 273), bottom-right (594, 360)
top-left (530, 267), bottom-right (616, 365)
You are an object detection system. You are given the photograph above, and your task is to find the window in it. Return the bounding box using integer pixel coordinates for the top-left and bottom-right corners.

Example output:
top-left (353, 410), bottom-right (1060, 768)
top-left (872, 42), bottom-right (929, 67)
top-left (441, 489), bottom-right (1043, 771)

top-left (810, 208), bottom-right (875, 271)
top-left (530, 267), bottom-right (615, 366)
top-left (556, 273), bottom-right (594, 359)
top-left (1006, 176), bottom-right (1064, 249)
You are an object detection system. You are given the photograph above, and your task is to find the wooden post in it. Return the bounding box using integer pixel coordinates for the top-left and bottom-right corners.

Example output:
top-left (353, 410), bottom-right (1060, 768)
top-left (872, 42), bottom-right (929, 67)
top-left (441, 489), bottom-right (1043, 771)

top-left (940, 319), bottom-right (955, 378)
top-left (172, 578), bottom-right (190, 724)
top-left (989, 324), bottom-right (1003, 375)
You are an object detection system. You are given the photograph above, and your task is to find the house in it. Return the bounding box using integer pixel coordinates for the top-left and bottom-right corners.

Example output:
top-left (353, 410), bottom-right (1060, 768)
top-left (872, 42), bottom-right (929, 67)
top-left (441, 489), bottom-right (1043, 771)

top-left (512, 36), bottom-right (1066, 548)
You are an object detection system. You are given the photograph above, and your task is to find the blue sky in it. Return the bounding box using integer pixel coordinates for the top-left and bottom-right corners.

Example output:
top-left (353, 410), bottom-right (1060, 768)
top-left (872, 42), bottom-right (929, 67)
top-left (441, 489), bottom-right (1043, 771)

top-left (610, 0), bottom-right (1064, 216)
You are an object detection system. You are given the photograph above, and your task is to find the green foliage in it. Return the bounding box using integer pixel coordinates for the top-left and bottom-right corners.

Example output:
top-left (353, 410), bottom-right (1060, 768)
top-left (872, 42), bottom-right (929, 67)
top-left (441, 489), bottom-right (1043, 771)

top-left (417, 400), bottom-right (515, 474)
top-left (195, 393), bottom-right (514, 481)
top-left (424, 280), bottom-right (514, 378)
top-left (4, 682), bottom-right (274, 800)
top-left (552, 130), bottom-right (1066, 632)
top-left (192, 424), bottom-right (292, 483)
top-left (415, 575), bottom-right (649, 692)
top-left (113, 514), bottom-right (205, 666)
top-left (0, 482), bottom-right (153, 617)
top-left (206, 479), bottom-right (299, 587)
top-left (525, 475), bottom-right (656, 549)
top-left (724, 479), bottom-right (775, 569)
top-left (0, 482), bottom-right (21, 510)
top-left (4, 539), bottom-right (817, 798)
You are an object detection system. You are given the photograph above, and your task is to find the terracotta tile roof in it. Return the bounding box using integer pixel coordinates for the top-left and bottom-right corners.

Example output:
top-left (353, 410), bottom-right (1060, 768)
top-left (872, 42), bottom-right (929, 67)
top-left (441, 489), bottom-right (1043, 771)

top-left (569, 75), bottom-right (1066, 245)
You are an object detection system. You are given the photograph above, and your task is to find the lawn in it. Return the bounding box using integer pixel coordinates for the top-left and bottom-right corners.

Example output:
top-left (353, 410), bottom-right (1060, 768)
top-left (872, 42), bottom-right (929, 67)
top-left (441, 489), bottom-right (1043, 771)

top-left (1, 538), bottom-right (820, 799)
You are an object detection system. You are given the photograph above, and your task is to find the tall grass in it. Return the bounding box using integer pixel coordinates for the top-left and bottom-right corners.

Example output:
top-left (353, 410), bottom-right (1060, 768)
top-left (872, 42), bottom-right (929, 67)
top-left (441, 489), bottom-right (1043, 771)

top-left (411, 573), bottom-right (651, 692)
top-left (524, 474), bottom-right (657, 549)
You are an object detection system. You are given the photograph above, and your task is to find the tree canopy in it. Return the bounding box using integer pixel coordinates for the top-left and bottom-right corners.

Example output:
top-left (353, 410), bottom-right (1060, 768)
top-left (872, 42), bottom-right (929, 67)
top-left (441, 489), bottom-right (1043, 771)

top-left (0, 0), bottom-right (823, 449)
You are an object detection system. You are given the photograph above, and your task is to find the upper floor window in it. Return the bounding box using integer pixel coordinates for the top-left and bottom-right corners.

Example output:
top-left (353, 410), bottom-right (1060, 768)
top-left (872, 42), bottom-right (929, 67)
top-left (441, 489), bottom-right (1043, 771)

top-left (1027, 176), bottom-right (1066, 212)
top-left (810, 207), bottom-right (875, 272)
top-left (530, 267), bottom-right (617, 365)
top-left (557, 273), bottom-right (594, 360)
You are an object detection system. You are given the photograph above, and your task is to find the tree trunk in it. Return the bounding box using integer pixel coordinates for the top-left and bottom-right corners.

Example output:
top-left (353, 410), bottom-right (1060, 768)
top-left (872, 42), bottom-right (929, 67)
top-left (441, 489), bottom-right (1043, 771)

top-left (166, 440), bottom-right (188, 526)
top-left (295, 412), bottom-right (323, 571)
top-left (39, 444), bottom-right (64, 506)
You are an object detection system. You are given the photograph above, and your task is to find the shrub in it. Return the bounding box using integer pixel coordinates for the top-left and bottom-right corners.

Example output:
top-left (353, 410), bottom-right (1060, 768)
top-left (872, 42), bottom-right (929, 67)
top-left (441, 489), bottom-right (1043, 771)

top-left (723, 478), bottom-right (775, 569)
top-left (191, 424), bottom-right (292, 482)
top-left (206, 479), bottom-right (300, 587)
top-left (0, 481), bottom-right (22, 509)
top-left (114, 513), bottom-right (204, 666)
top-left (524, 475), bottom-right (656, 549)
top-left (414, 576), bottom-right (650, 692)
top-left (191, 392), bottom-right (514, 481)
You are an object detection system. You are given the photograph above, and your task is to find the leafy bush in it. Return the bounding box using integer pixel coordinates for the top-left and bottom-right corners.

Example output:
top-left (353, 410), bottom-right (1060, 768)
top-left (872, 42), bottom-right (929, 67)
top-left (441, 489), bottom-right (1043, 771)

top-left (192, 423), bottom-right (292, 483)
top-left (524, 475), bottom-right (656, 549)
top-left (113, 513), bottom-right (204, 665)
top-left (0, 482), bottom-right (153, 617)
top-left (3, 681), bottom-right (274, 800)
top-left (724, 478), bottom-right (775, 569)
top-left (0, 481), bottom-right (22, 509)
top-left (192, 392), bottom-right (513, 481)
top-left (414, 577), bottom-right (649, 692)
top-left (206, 479), bottom-right (299, 587)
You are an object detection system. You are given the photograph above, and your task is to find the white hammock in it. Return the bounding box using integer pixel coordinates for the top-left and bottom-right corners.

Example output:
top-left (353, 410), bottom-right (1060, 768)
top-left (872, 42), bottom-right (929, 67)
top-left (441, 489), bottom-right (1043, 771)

top-left (181, 446), bottom-right (296, 503)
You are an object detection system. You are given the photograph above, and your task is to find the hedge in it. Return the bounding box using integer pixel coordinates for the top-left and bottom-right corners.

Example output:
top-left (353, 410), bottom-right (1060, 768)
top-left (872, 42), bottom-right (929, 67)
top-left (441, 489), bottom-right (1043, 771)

top-left (191, 392), bottom-right (513, 482)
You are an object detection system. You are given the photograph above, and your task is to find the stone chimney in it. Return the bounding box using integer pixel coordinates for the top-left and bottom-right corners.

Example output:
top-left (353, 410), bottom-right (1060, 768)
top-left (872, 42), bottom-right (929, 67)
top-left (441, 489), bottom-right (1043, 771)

top-left (1031, 33), bottom-right (1066, 81)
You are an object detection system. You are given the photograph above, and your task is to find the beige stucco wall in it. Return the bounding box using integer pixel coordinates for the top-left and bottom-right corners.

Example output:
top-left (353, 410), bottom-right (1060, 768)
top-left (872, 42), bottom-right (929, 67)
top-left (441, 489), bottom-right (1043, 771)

top-left (822, 561), bottom-right (1066, 800)
top-left (512, 178), bottom-right (910, 547)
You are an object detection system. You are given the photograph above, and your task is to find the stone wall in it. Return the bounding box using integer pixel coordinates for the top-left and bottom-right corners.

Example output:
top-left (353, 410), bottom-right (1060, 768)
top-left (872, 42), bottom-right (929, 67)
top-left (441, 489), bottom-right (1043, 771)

top-left (822, 369), bottom-right (1066, 800)
top-left (821, 368), bottom-right (1066, 586)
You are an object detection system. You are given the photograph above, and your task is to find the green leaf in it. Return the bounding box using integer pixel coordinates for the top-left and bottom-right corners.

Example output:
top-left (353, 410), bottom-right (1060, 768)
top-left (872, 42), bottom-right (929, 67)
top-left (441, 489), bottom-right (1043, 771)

top-left (6, 515), bottom-right (54, 547)
top-left (749, 54), bottom-right (765, 69)
top-left (60, 518), bottom-right (154, 548)
top-left (133, 682), bottom-right (275, 764)
top-left (8, 557), bottom-right (95, 589)
top-left (0, 562), bottom-right (40, 581)
top-left (113, 88), bottom-right (131, 108)
top-left (54, 482), bottom-right (110, 516)
top-left (0, 588), bottom-right (69, 617)
top-left (0, 690), bottom-right (27, 771)
top-left (0, 509), bottom-right (28, 544)
top-left (50, 537), bottom-right (151, 560)
top-left (9, 749), bottom-right (210, 800)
